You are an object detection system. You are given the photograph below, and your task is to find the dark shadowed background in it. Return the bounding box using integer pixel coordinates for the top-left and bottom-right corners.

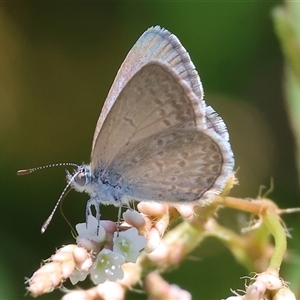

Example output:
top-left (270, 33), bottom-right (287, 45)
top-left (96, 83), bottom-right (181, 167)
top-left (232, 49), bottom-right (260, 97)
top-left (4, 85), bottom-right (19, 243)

top-left (1, 2), bottom-right (300, 299)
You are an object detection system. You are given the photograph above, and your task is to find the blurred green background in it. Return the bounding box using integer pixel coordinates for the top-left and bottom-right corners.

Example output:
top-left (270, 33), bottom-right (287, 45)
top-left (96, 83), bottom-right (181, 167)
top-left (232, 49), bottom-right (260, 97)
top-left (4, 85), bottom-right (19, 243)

top-left (1, 2), bottom-right (300, 299)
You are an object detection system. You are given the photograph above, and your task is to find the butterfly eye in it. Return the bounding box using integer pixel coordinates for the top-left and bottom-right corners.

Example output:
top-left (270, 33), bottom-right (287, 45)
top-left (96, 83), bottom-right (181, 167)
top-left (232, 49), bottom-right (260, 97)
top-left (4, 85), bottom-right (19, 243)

top-left (75, 172), bottom-right (87, 186)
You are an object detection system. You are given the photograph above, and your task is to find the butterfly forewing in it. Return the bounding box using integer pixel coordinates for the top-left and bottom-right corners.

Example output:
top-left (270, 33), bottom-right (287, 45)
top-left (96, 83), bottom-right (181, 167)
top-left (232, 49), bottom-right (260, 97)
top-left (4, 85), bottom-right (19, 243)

top-left (91, 26), bottom-right (204, 153)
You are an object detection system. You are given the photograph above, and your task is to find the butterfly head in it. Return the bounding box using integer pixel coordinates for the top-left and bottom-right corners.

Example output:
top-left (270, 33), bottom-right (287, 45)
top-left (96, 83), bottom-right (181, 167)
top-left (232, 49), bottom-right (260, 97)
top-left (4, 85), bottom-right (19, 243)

top-left (67, 164), bottom-right (95, 195)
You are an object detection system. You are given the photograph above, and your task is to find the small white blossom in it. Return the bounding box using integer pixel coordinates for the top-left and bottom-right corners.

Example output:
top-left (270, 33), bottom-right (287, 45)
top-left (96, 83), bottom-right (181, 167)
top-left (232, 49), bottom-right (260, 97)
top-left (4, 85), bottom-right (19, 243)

top-left (113, 227), bottom-right (146, 263)
top-left (90, 249), bottom-right (125, 284)
top-left (75, 215), bottom-right (106, 243)
top-left (69, 268), bottom-right (89, 285)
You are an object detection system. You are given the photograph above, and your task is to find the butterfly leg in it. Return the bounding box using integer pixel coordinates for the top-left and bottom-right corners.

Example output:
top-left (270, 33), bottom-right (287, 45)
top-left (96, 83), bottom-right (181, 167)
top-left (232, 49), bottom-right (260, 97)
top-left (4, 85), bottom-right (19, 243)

top-left (86, 197), bottom-right (101, 233)
top-left (116, 205), bottom-right (122, 236)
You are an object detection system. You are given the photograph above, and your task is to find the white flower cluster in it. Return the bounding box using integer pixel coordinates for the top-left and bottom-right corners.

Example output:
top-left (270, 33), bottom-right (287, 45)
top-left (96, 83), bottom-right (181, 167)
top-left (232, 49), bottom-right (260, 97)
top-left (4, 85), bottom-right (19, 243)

top-left (70, 212), bottom-right (147, 285)
top-left (27, 202), bottom-right (192, 297)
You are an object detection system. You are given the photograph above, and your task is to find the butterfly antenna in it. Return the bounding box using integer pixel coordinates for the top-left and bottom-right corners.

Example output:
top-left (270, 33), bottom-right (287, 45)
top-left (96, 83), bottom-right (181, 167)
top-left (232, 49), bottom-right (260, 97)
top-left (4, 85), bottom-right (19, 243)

top-left (41, 170), bottom-right (80, 233)
top-left (17, 162), bottom-right (79, 175)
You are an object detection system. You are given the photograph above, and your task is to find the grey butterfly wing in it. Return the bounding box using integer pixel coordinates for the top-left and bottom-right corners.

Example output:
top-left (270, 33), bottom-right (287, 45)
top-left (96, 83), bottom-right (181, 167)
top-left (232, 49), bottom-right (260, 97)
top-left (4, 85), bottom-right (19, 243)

top-left (91, 26), bottom-right (205, 154)
top-left (107, 125), bottom-right (233, 203)
top-left (91, 62), bottom-right (234, 202)
top-left (91, 62), bottom-right (206, 170)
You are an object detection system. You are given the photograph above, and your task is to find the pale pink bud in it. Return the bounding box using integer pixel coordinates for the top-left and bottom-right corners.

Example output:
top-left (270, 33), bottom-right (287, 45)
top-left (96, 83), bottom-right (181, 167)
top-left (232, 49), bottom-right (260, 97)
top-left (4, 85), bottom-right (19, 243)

top-left (174, 203), bottom-right (194, 218)
top-left (76, 237), bottom-right (101, 252)
top-left (100, 220), bottom-right (117, 234)
top-left (96, 281), bottom-right (125, 300)
top-left (256, 271), bottom-right (282, 290)
top-left (245, 281), bottom-right (266, 299)
top-left (273, 286), bottom-right (296, 300)
top-left (123, 209), bottom-right (146, 228)
top-left (73, 246), bottom-right (91, 264)
top-left (62, 290), bottom-right (95, 300)
top-left (147, 239), bottom-right (169, 263)
top-left (137, 202), bottom-right (168, 216)
top-left (145, 272), bottom-right (191, 300)
top-left (61, 260), bottom-right (76, 278)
